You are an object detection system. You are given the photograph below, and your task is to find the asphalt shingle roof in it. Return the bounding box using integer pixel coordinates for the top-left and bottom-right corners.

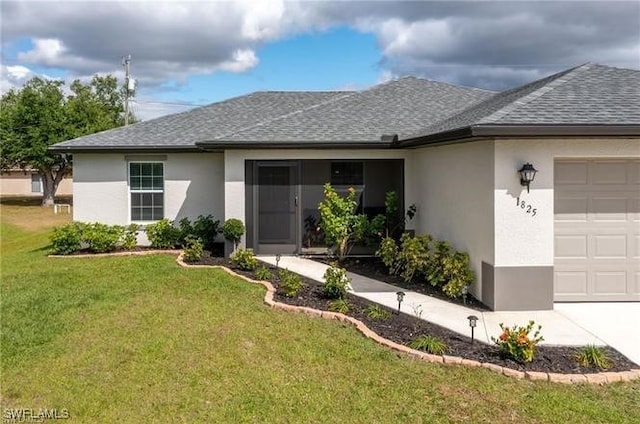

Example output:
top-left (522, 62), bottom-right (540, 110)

top-left (52, 91), bottom-right (349, 150)
top-left (403, 64), bottom-right (640, 141)
top-left (212, 77), bottom-right (493, 143)
top-left (51, 63), bottom-right (639, 151)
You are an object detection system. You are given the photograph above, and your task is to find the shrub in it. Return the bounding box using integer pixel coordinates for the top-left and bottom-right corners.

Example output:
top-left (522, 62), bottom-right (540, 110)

top-left (178, 217), bottom-right (194, 246)
top-left (376, 236), bottom-right (399, 274)
top-left (409, 335), bottom-right (449, 355)
top-left (254, 266), bottom-right (273, 281)
top-left (50, 222), bottom-right (84, 255)
top-left (278, 268), bottom-right (304, 298)
top-left (121, 224), bottom-right (139, 250)
top-left (440, 251), bottom-right (474, 298)
top-left (193, 214), bottom-right (220, 251)
top-left (492, 321), bottom-right (544, 363)
top-left (222, 218), bottom-right (245, 250)
top-left (145, 219), bottom-right (181, 249)
top-left (575, 345), bottom-right (611, 370)
top-left (230, 248), bottom-right (258, 271)
top-left (327, 298), bottom-right (351, 314)
top-left (323, 266), bottom-right (350, 299)
top-left (396, 233), bottom-right (430, 283)
top-left (182, 236), bottom-right (204, 262)
top-left (365, 304), bottom-right (391, 320)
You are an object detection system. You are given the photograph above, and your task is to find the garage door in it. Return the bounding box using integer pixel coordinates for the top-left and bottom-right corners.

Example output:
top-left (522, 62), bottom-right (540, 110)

top-left (554, 159), bottom-right (640, 302)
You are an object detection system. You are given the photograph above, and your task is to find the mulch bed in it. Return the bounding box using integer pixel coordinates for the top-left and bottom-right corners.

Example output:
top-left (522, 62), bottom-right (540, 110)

top-left (314, 256), bottom-right (490, 311)
top-left (190, 252), bottom-right (638, 373)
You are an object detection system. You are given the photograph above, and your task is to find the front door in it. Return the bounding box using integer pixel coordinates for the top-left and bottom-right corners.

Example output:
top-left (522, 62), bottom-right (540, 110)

top-left (255, 161), bottom-right (299, 254)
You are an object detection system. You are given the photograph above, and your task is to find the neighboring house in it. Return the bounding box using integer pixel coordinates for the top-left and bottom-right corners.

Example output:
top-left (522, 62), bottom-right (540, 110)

top-left (0, 169), bottom-right (72, 197)
top-left (51, 63), bottom-right (640, 311)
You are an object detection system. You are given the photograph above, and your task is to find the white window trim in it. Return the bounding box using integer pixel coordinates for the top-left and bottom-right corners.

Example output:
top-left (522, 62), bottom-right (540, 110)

top-left (127, 161), bottom-right (165, 225)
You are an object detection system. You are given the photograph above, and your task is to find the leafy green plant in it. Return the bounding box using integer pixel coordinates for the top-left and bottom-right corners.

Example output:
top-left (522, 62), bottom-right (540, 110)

top-left (575, 345), bottom-right (611, 370)
top-left (182, 236), bottom-right (204, 262)
top-left (396, 233), bottom-right (431, 283)
top-left (50, 222), bottom-right (84, 255)
top-left (254, 266), bottom-right (273, 281)
top-left (193, 214), bottom-right (220, 251)
top-left (222, 218), bottom-right (245, 251)
top-left (229, 248), bottom-right (258, 271)
top-left (365, 304), bottom-right (391, 320)
top-left (408, 335), bottom-right (449, 355)
top-left (492, 321), bottom-right (544, 363)
top-left (322, 266), bottom-right (350, 299)
top-left (327, 298), bottom-right (351, 314)
top-left (376, 236), bottom-right (399, 274)
top-left (83, 222), bottom-right (124, 253)
top-left (278, 268), bottom-right (304, 298)
top-left (121, 224), bottom-right (139, 250)
top-left (145, 219), bottom-right (181, 249)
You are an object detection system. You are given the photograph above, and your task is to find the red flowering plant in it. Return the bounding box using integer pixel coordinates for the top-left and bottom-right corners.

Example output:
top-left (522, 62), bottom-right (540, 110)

top-left (491, 320), bottom-right (544, 363)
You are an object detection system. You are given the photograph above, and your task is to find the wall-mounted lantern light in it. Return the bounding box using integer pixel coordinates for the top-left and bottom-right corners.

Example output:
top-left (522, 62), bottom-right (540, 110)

top-left (467, 315), bottom-right (479, 343)
top-left (396, 291), bottom-right (405, 314)
top-left (518, 163), bottom-right (538, 193)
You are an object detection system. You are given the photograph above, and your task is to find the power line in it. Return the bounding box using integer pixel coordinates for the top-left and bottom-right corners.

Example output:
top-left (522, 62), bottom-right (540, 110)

top-left (131, 99), bottom-right (205, 107)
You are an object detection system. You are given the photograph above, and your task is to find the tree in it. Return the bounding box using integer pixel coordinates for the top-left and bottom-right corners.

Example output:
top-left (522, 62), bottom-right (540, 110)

top-left (0, 75), bottom-right (130, 206)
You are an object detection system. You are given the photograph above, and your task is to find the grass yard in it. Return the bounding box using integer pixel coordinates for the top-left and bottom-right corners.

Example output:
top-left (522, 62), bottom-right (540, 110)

top-left (1, 203), bottom-right (639, 423)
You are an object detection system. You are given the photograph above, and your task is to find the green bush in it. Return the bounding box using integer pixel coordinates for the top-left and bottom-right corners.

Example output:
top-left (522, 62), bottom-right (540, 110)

top-left (322, 266), bottom-right (350, 299)
top-left (408, 335), bottom-right (449, 355)
top-left (230, 248), bottom-right (258, 271)
top-left (396, 233), bottom-right (431, 283)
top-left (178, 217), bottom-right (194, 247)
top-left (254, 266), bottom-right (273, 281)
top-left (492, 321), bottom-right (544, 363)
top-left (327, 298), bottom-right (351, 314)
top-left (182, 236), bottom-right (204, 262)
top-left (222, 218), bottom-right (245, 250)
top-left (145, 219), bottom-right (181, 249)
top-left (376, 236), bottom-right (399, 274)
top-left (278, 268), bottom-right (304, 298)
top-left (121, 224), bottom-right (139, 250)
top-left (83, 223), bottom-right (124, 253)
top-left (365, 304), bottom-right (391, 320)
top-left (575, 345), bottom-right (611, 370)
top-left (50, 222), bottom-right (84, 255)
top-left (193, 214), bottom-right (220, 251)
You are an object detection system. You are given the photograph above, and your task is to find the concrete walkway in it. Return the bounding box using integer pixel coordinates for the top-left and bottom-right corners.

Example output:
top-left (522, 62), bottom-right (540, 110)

top-left (259, 255), bottom-right (640, 366)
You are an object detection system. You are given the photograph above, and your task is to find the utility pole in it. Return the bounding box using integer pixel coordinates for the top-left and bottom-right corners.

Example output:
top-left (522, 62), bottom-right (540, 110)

top-left (122, 55), bottom-right (132, 125)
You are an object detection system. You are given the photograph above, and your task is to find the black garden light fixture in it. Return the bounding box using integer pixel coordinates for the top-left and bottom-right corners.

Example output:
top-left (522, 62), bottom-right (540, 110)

top-left (467, 315), bottom-right (479, 343)
top-left (396, 291), bottom-right (405, 314)
top-left (518, 162), bottom-right (538, 193)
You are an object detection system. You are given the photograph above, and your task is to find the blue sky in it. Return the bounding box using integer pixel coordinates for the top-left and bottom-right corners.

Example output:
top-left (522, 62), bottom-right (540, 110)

top-left (2, 1), bottom-right (639, 120)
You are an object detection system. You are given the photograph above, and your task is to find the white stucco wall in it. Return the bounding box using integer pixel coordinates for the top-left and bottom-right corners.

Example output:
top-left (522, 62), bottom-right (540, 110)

top-left (223, 149), bottom-right (416, 244)
top-left (494, 137), bottom-right (640, 267)
top-left (73, 152), bottom-right (224, 226)
top-left (411, 141), bottom-right (495, 297)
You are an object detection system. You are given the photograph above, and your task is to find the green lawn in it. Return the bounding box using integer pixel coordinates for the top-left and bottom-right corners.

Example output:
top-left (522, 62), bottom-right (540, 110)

top-left (1, 205), bottom-right (639, 423)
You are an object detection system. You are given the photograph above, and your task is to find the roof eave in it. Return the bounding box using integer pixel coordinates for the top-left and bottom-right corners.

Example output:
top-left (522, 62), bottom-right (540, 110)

top-left (48, 145), bottom-right (202, 153)
top-left (195, 141), bottom-right (396, 150)
top-left (399, 124), bottom-right (640, 147)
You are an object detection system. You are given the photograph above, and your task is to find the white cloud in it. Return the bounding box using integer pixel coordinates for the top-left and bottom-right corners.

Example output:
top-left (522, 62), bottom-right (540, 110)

top-left (17, 38), bottom-right (65, 64)
top-left (217, 49), bottom-right (259, 73)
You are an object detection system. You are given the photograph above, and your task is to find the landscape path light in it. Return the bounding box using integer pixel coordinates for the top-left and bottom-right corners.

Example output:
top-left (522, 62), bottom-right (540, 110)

top-left (467, 315), bottom-right (479, 343)
top-left (396, 291), bottom-right (405, 314)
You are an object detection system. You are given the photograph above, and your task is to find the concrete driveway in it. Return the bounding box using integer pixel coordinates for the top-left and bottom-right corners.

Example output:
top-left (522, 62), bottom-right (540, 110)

top-left (554, 302), bottom-right (640, 366)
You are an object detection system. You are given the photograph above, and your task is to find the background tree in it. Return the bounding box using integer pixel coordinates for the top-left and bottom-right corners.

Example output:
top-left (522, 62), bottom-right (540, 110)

top-left (0, 75), bottom-right (130, 206)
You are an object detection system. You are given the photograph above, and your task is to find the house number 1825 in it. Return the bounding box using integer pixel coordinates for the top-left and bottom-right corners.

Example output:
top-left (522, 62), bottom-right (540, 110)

top-left (516, 197), bottom-right (537, 217)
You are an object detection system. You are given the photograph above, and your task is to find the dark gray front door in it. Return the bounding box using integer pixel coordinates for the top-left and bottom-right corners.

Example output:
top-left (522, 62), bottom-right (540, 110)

top-left (255, 161), bottom-right (299, 254)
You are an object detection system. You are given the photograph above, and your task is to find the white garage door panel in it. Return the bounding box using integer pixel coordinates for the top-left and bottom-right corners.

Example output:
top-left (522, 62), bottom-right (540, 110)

top-left (555, 159), bottom-right (640, 302)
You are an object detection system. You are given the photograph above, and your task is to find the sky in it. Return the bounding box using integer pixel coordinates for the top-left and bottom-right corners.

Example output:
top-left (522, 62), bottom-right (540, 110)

top-left (1, 0), bottom-right (639, 121)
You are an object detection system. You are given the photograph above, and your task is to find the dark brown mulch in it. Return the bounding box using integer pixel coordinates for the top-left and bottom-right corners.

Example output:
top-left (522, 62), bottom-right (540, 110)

top-left (188, 254), bottom-right (638, 374)
top-left (313, 256), bottom-right (490, 311)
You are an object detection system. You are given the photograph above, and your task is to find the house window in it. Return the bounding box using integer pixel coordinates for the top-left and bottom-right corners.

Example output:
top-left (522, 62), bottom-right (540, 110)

top-left (331, 161), bottom-right (363, 186)
top-left (31, 174), bottom-right (42, 193)
top-left (129, 162), bottom-right (164, 221)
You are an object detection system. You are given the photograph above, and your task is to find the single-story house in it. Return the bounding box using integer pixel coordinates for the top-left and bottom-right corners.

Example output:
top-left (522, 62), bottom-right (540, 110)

top-left (51, 63), bottom-right (639, 311)
top-left (0, 169), bottom-right (72, 197)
